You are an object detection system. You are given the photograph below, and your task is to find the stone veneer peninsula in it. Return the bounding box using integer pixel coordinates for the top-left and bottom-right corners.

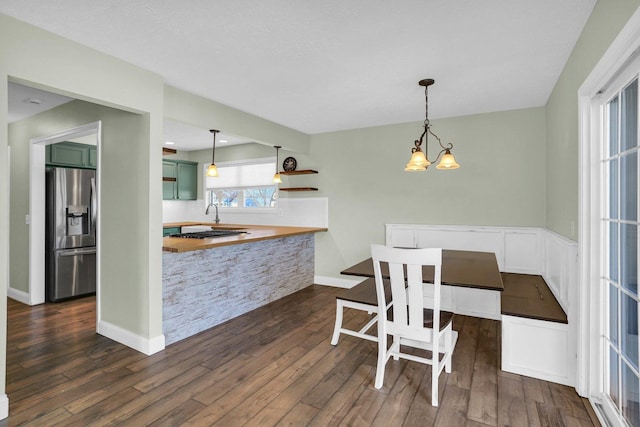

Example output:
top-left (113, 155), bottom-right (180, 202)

top-left (162, 223), bottom-right (327, 344)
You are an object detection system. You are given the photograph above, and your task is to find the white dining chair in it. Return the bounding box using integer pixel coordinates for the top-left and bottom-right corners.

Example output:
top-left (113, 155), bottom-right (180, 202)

top-left (371, 244), bottom-right (457, 407)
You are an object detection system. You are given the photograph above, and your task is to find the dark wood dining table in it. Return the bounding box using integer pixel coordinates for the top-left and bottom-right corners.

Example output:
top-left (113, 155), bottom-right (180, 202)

top-left (340, 249), bottom-right (504, 291)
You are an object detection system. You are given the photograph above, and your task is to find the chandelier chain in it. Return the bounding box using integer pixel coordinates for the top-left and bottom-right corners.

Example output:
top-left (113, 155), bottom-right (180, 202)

top-left (424, 84), bottom-right (430, 128)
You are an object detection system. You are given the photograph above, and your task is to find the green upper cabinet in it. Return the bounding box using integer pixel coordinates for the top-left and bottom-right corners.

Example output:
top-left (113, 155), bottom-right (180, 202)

top-left (163, 159), bottom-right (198, 200)
top-left (176, 162), bottom-right (197, 200)
top-left (163, 160), bottom-right (177, 200)
top-left (46, 141), bottom-right (97, 169)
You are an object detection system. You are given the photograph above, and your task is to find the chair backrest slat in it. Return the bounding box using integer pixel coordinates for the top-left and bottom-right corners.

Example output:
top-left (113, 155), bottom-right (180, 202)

top-left (371, 244), bottom-right (443, 337)
top-left (388, 262), bottom-right (408, 325)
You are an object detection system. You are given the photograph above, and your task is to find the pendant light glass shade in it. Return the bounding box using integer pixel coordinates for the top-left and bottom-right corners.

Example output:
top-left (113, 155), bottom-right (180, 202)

top-left (404, 149), bottom-right (431, 171)
top-left (435, 149), bottom-right (460, 170)
top-left (206, 164), bottom-right (219, 177)
top-left (208, 129), bottom-right (220, 178)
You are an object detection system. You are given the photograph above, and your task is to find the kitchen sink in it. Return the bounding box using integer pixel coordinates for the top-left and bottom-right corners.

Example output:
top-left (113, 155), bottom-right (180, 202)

top-left (169, 230), bottom-right (248, 239)
top-left (211, 225), bottom-right (247, 230)
top-left (180, 225), bottom-right (248, 233)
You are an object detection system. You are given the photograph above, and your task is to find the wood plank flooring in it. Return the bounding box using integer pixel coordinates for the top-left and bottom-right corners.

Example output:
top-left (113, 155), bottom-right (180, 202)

top-left (1, 285), bottom-right (600, 426)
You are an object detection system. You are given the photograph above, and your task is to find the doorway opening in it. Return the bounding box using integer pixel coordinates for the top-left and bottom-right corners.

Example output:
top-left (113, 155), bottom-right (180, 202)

top-left (29, 122), bottom-right (101, 312)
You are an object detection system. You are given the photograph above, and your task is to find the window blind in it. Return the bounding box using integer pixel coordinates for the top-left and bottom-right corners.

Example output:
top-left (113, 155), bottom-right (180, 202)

top-left (205, 162), bottom-right (275, 189)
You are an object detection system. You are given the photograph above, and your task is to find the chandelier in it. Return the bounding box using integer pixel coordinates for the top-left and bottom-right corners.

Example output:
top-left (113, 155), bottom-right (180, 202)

top-left (405, 79), bottom-right (460, 172)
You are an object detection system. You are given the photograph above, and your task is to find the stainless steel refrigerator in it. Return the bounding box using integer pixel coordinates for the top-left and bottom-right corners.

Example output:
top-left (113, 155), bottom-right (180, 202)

top-left (45, 167), bottom-right (97, 302)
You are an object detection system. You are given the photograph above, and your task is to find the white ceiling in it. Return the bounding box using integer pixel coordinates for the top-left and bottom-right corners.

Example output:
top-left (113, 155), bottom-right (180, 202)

top-left (7, 82), bottom-right (73, 123)
top-left (1, 1), bottom-right (596, 149)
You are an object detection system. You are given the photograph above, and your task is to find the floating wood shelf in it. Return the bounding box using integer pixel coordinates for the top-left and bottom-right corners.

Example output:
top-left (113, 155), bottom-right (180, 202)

top-left (279, 169), bottom-right (318, 175)
top-left (162, 147), bottom-right (177, 155)
top-left (279, 187), bottom-right (318, 192)
top-left (162, 177), bottom-right (177, 182)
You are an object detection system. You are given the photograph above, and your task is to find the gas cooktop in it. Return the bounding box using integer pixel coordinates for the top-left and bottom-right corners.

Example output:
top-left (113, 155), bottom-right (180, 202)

top-left (169, 230), bottom-right (248, 239)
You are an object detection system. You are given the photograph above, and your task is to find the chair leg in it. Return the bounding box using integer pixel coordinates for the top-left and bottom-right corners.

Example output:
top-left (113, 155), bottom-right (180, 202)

top-left (432, 349), bottom-right (439, 407)
top-left (330, 300), bottom-right (344, 345)
top-left (444, 325), bottom-right (452, 373)
top-left (374, 329), bottom-right (387, 389)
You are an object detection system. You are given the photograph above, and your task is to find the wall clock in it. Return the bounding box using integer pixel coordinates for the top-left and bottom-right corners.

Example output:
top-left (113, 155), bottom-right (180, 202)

top-left (283, 157), bottom-right (297, 172)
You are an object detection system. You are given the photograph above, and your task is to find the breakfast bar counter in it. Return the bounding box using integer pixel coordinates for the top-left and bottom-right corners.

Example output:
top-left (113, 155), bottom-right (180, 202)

top-left (162, 222), bottom-right (327, 344)
top-left (163, 222), bottom-right (327, 252)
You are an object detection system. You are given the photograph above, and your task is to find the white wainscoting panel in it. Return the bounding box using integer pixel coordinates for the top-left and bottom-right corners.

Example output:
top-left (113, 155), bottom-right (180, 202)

top-left (504, 229), bottom-right (541, 274)
top-left (502, 315), bottom-right (571, 386)
top-left (416, 228), bottom-right (504, 269)
top-left (386, 224), bottom-right (543, 274)
top-left (541, 229), bottom-right (578, 314)
top-left (388, 227), bottom-right (416, 248)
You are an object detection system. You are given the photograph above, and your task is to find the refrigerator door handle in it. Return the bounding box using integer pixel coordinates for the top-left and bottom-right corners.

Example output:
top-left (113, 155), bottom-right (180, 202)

top-left (58, 247), bottom-right (97, 257)
top-left (90, 177), bottom-right (97, 234)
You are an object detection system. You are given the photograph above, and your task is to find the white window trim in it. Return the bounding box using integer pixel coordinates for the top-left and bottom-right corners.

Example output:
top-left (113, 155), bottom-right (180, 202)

top-left (578, 6), bottom-right (640, 425)
top-left (203, 156), bottom-right (279, 212)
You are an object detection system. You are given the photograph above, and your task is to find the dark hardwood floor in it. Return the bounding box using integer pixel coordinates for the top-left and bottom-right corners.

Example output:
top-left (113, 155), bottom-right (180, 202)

top-left (2, 285), bottom-right (599, 426)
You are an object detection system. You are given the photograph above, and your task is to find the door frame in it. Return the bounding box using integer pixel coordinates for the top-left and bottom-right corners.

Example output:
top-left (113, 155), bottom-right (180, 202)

top-left (28, 121), bottom-right (101, 315)
top-left (578, 5), bottom-right (640, 423)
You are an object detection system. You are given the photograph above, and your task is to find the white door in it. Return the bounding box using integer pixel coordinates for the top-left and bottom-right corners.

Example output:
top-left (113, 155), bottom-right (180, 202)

top-left (603, 75), bottom-right (640, 426)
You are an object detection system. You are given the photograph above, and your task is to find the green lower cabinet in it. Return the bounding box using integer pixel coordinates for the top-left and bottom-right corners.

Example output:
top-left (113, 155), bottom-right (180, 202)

top-left (46, 141), bottom-right (97, 169)
top-left (163, 159), bottom-right (197, 200)
top-left (163, 227), bottom-right (181, 237)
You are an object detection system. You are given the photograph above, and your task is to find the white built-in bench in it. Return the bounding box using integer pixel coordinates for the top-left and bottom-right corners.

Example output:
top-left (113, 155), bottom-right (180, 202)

top-left (321, 224), bottom-right (577, 386)
top-left (383, 224), bottom-right (577, 387)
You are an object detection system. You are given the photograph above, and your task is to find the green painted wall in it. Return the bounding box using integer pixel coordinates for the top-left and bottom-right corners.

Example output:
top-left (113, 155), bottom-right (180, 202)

top-left (1, 12), bottom-right (165, 402)
top-left (545, 0), bottom-right (640, 239)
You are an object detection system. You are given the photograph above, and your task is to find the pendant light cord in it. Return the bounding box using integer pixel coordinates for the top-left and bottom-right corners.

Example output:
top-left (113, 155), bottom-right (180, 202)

top-left (211, 131), bottom-right (216, 164)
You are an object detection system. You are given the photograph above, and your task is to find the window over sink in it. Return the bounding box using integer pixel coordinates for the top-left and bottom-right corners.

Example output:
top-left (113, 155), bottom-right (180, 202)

top-left (204, 158), bottom-right (278, 209)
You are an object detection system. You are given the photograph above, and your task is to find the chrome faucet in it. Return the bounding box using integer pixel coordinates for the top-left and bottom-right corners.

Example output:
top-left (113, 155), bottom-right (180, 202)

top-left (205, 202), bottom-right (221, 224)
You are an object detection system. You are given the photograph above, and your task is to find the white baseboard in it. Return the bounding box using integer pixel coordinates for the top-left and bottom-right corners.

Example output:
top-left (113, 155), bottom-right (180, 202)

top-left (0, 394), bottom-right (9, 420)
top-left (0, 394), bottom-right (8, 420)
top-left (97, 320), bottom-right (165, 355)
top-left (314, 275), bottom-right (361, 289)
top-left (7, 287), bottom-right (32, 305)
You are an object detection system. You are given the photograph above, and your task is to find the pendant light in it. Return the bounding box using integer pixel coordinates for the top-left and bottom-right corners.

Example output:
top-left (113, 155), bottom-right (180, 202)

top-left (273, 145), bottom-right (283, 183)
top-left (206, 129), bottom-right (220, 177)
top-left (405, 79), bottom-right (460, 172)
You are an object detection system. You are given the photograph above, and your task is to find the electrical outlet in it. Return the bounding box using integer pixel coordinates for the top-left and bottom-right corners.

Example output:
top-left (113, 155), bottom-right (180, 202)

top-left (25, 214), bottom-right (30, 225)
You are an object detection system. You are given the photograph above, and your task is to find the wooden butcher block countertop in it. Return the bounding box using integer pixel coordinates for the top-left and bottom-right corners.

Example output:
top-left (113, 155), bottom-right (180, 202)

top-left (162, 222), bottom-right (327, 253)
